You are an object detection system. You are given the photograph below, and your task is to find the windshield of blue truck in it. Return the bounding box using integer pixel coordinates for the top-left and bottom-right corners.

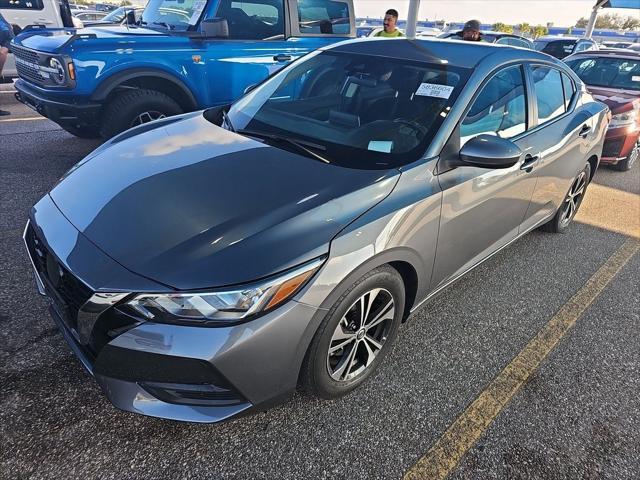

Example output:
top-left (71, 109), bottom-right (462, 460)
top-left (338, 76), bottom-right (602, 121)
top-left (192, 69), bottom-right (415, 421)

top-left (141, 0), bottom-right (206, 30)
top-left (226, 51), bottom-right (469, 169)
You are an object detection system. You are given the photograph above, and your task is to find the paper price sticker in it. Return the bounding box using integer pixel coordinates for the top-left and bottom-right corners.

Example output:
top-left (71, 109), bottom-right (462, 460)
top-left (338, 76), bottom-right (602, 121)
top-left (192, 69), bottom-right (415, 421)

top-left (415, 83), bottom-right (454, 99)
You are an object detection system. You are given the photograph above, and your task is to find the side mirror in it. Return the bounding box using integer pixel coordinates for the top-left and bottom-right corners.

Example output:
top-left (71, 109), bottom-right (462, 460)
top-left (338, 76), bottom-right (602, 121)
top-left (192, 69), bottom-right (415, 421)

top-left (125, 10), bottom-right (136, 25)
top-left (459, 135), bottom-right (521, 169)
top-left (201, 17), bottom-right (229, 38)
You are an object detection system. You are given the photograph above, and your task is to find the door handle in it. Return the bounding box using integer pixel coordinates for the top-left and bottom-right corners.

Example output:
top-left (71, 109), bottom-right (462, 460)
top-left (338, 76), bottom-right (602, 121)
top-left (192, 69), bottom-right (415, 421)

top-left (273, 54), bottom-right (292, 62)
top-left (578, 125), bottom-right (592, 138)
top-left (520, 154), bottom-right (540, 173)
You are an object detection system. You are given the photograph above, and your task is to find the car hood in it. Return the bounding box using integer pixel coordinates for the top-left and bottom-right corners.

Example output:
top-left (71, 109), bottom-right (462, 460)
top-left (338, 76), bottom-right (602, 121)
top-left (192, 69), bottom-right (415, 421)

top-left (588, 86), bottom-right (639, 115)
top-left (49, 112), bottom-right (399, 290)
top-left (15, 26), bottom-right (167, 53)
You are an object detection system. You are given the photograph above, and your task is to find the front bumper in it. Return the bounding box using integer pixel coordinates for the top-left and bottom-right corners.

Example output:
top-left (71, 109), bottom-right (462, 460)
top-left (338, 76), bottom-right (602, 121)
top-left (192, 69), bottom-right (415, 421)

top-left (601, 126), bottom-right (639, 164)
top-left (25, 195), bottom-right (322, 423)
top-left (14, 79), bottom-right (101, 128)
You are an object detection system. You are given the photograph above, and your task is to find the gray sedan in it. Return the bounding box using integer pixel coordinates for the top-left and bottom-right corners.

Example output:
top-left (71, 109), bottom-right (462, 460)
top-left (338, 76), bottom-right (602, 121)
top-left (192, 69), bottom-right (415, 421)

top-left (25, 38), bottom-right (609, 422)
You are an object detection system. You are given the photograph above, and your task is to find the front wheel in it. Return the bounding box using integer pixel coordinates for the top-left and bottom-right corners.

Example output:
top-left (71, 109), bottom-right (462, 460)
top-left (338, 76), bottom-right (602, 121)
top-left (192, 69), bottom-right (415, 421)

top-left (99, 89), bottom-right (183, 139)
top-left (541, 162), bottom-right (591, 234)
top-left (300, 265), bottom-right (405, 399)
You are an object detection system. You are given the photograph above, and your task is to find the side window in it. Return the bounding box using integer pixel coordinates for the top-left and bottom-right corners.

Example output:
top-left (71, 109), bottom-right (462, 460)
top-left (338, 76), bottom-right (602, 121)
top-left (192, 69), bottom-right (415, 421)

top-left (574, 41), bottom-right (590, 53)
top-left (297, 0), bottom-right (350, 35)
top-left (561, 73), bottom-right (575, 110)
top-left (460, 65), bottom-right (527, 144)
top-left (532, 66), bottom-right (566, 125)
top-left (0, 0), bottom-right (44, 9)
top-left (216, 0), bottom-right (284, 39)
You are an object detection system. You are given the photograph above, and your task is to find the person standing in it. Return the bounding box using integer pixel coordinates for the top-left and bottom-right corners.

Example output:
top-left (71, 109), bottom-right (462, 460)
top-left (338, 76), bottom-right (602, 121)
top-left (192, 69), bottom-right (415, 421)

top-left (0, 12), bottom-right (15, 116)
top-left (374, 9), bottom-right (403, 38)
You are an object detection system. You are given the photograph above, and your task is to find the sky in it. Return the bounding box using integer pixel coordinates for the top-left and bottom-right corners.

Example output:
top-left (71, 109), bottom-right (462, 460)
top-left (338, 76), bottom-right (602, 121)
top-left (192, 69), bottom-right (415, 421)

top-left (353, 0), bottom-right (639, 27)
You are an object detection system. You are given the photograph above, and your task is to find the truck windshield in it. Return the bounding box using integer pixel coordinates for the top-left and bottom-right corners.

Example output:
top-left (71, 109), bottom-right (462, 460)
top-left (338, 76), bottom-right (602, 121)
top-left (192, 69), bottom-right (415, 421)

top-left (226, 51), bottom-right (469, 169)
top-left (141, 0), bottom-right (205, 31)
top-left (566, 56), bottom-right (640, 91)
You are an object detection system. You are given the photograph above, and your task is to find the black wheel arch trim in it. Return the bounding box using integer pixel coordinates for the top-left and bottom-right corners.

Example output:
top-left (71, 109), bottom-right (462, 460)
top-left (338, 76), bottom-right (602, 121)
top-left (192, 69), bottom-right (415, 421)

top-left (90, 68), bottom-right (198, 110)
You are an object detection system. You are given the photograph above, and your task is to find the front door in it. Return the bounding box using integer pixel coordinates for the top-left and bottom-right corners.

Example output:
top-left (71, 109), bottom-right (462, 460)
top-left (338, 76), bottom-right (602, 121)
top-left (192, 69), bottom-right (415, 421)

top-left (430, 64), bottom-right (538, 291)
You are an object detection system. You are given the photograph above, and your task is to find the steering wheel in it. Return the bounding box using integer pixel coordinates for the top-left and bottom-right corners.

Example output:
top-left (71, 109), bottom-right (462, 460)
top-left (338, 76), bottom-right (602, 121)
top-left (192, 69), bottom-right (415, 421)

top-left (392, 118), bottom-right (428, 137)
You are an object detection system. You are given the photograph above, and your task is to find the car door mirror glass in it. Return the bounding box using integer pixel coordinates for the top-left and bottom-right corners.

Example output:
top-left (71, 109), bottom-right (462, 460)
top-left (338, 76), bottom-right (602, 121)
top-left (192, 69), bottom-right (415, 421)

top-left (459, 135), bottom-right (522, 169)
top-left (201, 17), bottom-right (229, 38)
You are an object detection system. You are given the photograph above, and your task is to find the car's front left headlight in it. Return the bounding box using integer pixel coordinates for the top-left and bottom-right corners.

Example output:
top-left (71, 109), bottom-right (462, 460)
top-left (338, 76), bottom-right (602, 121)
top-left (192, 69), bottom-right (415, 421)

top-left (122, 257), bottom-right (325, 326)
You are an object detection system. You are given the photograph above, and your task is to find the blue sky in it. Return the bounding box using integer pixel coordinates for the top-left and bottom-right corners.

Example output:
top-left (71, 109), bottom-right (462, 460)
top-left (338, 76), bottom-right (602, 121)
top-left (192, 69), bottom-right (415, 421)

top-left (354, 0), bottom-right (639, 27)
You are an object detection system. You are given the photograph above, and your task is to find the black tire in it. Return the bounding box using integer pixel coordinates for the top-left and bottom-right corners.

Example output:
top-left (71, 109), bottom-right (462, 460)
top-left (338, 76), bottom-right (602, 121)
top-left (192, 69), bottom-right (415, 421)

top-left (60, 123), bottom-right (101, 139)
top-left (300, 265), bottom-right (405, 399)
top-left (99, 89), bottom-right (182, 139)
top-left (541, 162), bottom-right (591, 234)
top-left (613, 141), bottom-right (638, 172)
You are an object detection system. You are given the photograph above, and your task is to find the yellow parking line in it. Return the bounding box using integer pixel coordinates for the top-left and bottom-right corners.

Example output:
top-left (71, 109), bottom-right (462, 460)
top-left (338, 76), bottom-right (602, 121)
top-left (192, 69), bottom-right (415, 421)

top-left (0, 116), bottom-right (45, 123)
top-left (404, 237), bottom-right (640, 480)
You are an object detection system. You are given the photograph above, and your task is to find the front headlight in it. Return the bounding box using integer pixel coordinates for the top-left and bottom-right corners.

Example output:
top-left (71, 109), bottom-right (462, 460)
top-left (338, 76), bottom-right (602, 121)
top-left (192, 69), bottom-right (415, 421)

top-left (123, 257), bottom-right (325, 325)
top-left (608, 111), bottom-right (638, 130)
top-left (48, 57), bottom-right (67, 85)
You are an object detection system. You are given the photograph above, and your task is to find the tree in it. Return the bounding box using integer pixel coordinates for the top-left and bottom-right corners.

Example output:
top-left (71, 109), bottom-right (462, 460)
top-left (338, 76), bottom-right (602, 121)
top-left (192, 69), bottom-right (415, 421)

top-left (493, 22), bottom-right (514, 34)
top-left (516, 23), bottom-right (531, 36)
top-left (566, 26), bottom-right (573, 35)
top-left (575, 17), bottom-right (589, 28)
top-left (532, 25), bottom-right (548, 39)
top-left (576, 13), bottom-right (640, 31)
top-left (120, 0), bottom-right (132, 5)
top-left (621, 16), bottom-right (640, 30)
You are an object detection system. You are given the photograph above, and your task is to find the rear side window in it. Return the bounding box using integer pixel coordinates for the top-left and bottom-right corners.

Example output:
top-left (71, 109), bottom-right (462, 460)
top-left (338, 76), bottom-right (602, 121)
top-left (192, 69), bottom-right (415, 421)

top-left (0, 0), bottom-right (44, 10)
top-left (297, 0), bottom-right (350, 35)
top-left (460, 65), bottom-right (527, 144)
top-left (561, 73), bottom-right (575, 110)
top-left (537, 40), bottom-right (575, 59)
top-left (532, 66), bottom-right (566, 125)
top-left (217, 0), bottom-right (284, 39)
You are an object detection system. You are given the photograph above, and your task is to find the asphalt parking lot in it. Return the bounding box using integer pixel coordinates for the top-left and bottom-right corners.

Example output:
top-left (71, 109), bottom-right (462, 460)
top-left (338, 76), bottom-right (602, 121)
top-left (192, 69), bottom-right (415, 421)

top-left (1, 83), bottom-right (639, 479)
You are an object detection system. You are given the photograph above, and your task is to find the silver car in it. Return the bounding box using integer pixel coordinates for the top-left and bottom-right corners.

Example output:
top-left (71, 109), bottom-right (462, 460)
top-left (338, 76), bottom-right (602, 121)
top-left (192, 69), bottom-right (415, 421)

top-left (25, 38), bottom-right (609, 422)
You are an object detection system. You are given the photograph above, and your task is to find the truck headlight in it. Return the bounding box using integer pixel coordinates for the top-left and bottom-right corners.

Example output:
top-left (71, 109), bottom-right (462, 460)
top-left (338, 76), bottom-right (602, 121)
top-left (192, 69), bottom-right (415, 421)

top-left (608, 111), bottom-right (638, 130)
top-left (122, 257), bottom-right (325, 325)
top-left (49, 57), bottom-right (67, 85)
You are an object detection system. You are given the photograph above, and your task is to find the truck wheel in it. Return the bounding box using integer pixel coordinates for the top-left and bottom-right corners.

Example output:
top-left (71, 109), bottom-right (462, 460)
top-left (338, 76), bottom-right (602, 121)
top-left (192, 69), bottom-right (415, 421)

top-left (100, 89), bottom-right (182, 138)
top-left (60, 124), bottom-right (101, 139)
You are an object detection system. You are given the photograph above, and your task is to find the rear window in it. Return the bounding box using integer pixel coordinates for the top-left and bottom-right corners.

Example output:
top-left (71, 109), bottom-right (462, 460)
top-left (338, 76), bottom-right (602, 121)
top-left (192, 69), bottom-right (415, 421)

top-left (0, 0), bottom-right (43, 10)
top-left (297, 0), bottom-right (350, 35)
top-left (535, 40), bottom-right (576, 59)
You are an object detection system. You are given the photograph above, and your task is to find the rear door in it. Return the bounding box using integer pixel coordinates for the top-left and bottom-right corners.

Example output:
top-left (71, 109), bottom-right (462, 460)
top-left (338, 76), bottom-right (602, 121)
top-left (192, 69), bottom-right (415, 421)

top-left (518, 64), bottom-right (593, 232)
top-left (430, 64), bottom-right (538, 290)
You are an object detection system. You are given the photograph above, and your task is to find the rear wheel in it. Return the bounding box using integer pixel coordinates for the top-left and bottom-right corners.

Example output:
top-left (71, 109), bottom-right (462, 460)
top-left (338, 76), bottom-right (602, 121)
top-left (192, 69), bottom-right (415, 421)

top-left (613, 141), bottom-right (638, 172)
top-left (99, 89), bottom-right (182, 139)
top-left (541, 162), bottom-right (591, 234)
top-left (300, 266), bottom-right (405, 399)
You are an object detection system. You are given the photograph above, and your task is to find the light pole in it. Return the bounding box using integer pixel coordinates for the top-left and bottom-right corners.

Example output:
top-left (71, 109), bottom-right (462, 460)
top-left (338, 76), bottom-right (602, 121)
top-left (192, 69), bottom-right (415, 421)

top-left (585, 0), bottom-right (608, 38)
top-left (406, 0), bottom-right (421, 39)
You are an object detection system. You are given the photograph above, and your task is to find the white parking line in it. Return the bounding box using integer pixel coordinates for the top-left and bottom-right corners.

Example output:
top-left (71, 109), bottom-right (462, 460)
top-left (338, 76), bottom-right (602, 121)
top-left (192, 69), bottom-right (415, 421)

top-left (0, 90), bottom-right (17, 94)
top-left (0, 116), bottom-right (46, 123)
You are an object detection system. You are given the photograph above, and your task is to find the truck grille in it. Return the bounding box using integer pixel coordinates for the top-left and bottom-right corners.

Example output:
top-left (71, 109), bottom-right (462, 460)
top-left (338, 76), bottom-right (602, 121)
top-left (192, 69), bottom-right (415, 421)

top-left (12, 44), bottom-right (45, 86)
top-left (602, 138), bottom-right (625, 158)
top-left (24, 223), bottom-right (94, 332)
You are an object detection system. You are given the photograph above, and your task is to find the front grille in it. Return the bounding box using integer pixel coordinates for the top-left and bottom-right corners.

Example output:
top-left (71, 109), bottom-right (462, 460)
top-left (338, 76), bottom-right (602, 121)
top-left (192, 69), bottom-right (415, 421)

top-left (12, 44), bottom-right (45, 86)
top-left (25, 224), bottom-right (94, 332)
top-left (602, 137), bottom-right (625, 158)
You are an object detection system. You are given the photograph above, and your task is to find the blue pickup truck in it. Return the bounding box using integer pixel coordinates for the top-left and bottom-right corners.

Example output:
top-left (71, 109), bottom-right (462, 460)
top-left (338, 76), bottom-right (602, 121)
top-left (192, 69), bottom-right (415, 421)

top-left (12, 0), bottom-right (354, 138)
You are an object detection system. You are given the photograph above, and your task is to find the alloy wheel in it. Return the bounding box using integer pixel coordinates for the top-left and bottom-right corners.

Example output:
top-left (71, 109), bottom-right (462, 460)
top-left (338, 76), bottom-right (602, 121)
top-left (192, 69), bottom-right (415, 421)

top-left (628, 142), bottom-right (639, 169)
top-left (130, 111), bottom-right (166, 127)
top-left (560, 170), bottom-right (587, 228)
top-left (326, 288), bottom-right (395, 382)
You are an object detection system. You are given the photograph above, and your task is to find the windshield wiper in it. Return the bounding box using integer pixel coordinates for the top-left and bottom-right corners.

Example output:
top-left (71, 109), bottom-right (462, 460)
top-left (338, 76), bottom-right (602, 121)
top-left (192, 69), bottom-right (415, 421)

top-left (238, 129), bottom-right (331, 164)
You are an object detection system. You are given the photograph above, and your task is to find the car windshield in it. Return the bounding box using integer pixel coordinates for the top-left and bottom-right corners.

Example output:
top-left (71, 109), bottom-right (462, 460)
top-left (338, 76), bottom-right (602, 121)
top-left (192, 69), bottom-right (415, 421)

top-left (534, 39), bottom-right (575, 58)
top-left (566, 56), bottom-right (640, 91)
top-left (141, 0), bottom-right (204, 31)
top-left (225, 51), bottom-right (468, 169)
top-left (102, 6), bottom-right (127, 22)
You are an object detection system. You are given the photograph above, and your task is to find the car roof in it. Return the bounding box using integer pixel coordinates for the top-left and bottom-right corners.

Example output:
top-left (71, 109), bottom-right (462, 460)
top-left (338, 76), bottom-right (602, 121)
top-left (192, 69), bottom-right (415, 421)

top-left (567, 49), bottom-right (640, 61)
top-left (536, 36), bottom-right (583, 42)
top-left (324, 38), bottom-right (554, 69)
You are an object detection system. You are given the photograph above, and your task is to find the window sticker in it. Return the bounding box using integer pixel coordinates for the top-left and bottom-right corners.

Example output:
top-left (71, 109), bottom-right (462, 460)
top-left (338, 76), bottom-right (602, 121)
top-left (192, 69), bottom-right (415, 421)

top-left (189, 0), bottom-right (208, 25)
top-left (368, 141), bottom-right (393, 153)
top-left (632, 76), bottom-right (640, 82)
top-left (415, 83), bottom-right (455, 99)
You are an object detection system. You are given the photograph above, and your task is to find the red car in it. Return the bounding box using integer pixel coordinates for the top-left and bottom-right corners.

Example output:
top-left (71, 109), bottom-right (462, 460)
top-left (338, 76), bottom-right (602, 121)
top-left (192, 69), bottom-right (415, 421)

top-left (565, 50), bottom-right (640, 171)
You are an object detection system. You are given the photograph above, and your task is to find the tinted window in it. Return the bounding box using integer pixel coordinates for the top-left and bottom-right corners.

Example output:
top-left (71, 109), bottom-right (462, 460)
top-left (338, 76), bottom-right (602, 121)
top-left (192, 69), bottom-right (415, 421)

top-left (228, 51), bottom-right (468, 168)
top-left (561, 73), bottom-right (575, 109)
top-left (460, 65), bottom-right (527, 144)
top-left (532, 66), bottom-right (566, 125)
top-left (535, 40), bottom-right (575, 59)
top-left (565, 56), bottom-right (640, 91)
top-left (0, 0), bottom-right (43, 10)
top-left (297, 0), bottom-right (350, 35)
top-left (216, 0), bottom-right (284, 39)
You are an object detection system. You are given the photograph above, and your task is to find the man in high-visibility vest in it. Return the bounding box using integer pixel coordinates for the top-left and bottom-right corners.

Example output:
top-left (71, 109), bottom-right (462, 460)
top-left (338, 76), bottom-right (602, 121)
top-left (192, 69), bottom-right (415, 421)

top-left (374, 9), bottom-right (404, 38)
